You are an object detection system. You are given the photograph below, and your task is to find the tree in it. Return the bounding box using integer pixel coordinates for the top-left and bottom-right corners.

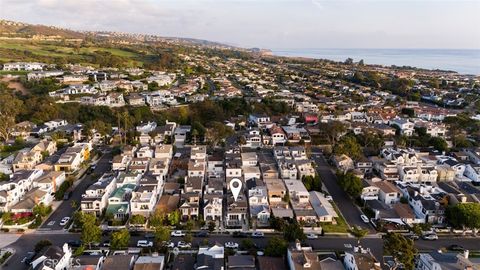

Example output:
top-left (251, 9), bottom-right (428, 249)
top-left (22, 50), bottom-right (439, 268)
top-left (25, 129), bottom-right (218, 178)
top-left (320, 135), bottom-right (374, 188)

top-left (320, 121), bottom-right (346, 144)
top-left (384, 232), bottom-right (417, 270)
top-left (270, 217), bottom-right (287, 231)
top-left (284, 221), bottom-right (306, 242)
top-left (154, 226), bottom-right (171, 247)
top-left (79, 213), bottom-right (101, 248)
top-left (130, 214), bottom-right (146, 225)
top-left (34, 240), bottom-right (52, 253)
top-left (184, 233), bottom-right (193, 243)
top-left (401, 108), bottom-right (415, 118)
top-left (208, 221), bottom-right (216, 232)
top-left (0, 86), bottom-right (23, 142)
top-left (191, 128), bottom-right (199, 145)
top-left (149, 210), bottom-right (165, 228)
top-left (110, 229), bottom-right (130, 250)
top-left (71, 200), bottom-right (78, 209)
top-left (33, 203), bottom-right (52, 217)
top-left (429, 137), bottom-right (448, 152)
top-left (302, 175), bottom-right (322, 192)
top-left (167, 210), bottom-right (180, 226)
top-left (350, 226), bottom-right (368, 244)
top-left (334, 135), bottom-right (362, 160)
top-left (241, 239), bottom-right (255, 250)
top-left (264, 237), bottom-right (288, 257)
top-left (337, 171), bottom-right (363, 198)
top-left (446, 203), bottom-right (480, 233)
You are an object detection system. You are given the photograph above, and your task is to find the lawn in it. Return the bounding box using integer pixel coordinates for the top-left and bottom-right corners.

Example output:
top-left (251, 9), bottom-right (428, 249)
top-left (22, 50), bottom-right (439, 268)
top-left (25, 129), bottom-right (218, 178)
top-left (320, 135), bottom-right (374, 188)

top-left (0, 40), bottom-right (144, 66)
top-left (321, 204), bottom-right (350, 233)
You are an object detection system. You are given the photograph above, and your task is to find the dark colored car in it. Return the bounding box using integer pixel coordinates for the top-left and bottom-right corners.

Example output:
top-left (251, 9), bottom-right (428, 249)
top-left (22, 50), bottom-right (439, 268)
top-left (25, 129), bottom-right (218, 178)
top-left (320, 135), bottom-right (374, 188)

top-left (448, 245), bottom-right (465, 252)
top-left (22, 252), bottom-right (36, 264)
top-left (145, 232), bottom-right (155, 239)
top-left (232, 231), bottom-right (248, 238)
top-left (67, 240), bottom-right (82, 247)
top-left (196, 231), bottom-right (209, 237)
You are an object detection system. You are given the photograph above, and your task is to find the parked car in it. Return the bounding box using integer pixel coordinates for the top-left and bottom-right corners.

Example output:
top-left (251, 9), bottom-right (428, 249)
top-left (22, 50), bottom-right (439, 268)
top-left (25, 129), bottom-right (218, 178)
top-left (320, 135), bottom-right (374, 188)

top-left (177, 241), bottom-right (191, 249)
top-left (406, 234), bottom-right (419, 240)
top-left (251, 231), bottom-right (264, 238)
top-left (448, 244), bottom-right (465, 252)
top-left (144, 232), bottom-right (155, 239)
top-left (422, 233), bottom-right (438, 240)
top-left (360, 215), bottom-right (369, 223)
top-left (60, 217), bottom-right (70, 226)
top-left (171, 230), bottom-right (186, 237)
top-left (306, 233), bottom-right (318, 239)
top-left (232, 231), bottom-right (248, 238)
top-left (67, 240), bottom-right (82, 247)
top-left (22, 252), bottom-right (36, 264)
top-left (102, 240), bottom-right (111, 247)
top-left (137, 240), bottom-right (153, 247)
top-left (196, 231), bottom-right (208, 237)
top-left (163, 241), bottom-right (175, 248)
top-left (225, 242), bottom-right (239, 249)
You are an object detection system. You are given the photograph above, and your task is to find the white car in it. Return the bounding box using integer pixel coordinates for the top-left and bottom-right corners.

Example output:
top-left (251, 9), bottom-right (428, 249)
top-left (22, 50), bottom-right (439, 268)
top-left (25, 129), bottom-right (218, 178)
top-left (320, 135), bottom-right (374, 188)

top-left (163, 241), bottom-right (175, 248)
top-left (360, 215), bottom-right (369, 223)
top-left (177, 241), bottom-right (191, 248)
top-left (306, 233), bottom-right (318, 239)
top-left (224, 242), bottom-right (239, 249)
top-left (251, 231), bottom-right (264, 238)
top-left (422, 233), bottom-right (438, 240)
top-left (171, 230), bottom-right (186, 237)
top-left (60, 217), bottom-right (70, 226)
top-left (137, 240), bottom-right (153, 247)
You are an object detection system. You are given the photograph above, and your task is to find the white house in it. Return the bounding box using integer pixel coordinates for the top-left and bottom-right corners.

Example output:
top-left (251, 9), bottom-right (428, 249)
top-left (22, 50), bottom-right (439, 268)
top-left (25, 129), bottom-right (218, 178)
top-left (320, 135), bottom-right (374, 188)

top-left (81, 174), bottom-right (117, 216)
top-left (464, 164), bottom-right (480, 183)
top-left (390, 118), bottom-right (415, 136)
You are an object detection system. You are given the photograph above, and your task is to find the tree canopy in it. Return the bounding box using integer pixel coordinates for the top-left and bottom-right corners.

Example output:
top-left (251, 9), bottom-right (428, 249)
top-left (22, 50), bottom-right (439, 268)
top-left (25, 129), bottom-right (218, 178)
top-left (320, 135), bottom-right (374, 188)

top-left (384, 232), bottom-right (417, 270)
top-left (446, 203), bottom-right (480, 230)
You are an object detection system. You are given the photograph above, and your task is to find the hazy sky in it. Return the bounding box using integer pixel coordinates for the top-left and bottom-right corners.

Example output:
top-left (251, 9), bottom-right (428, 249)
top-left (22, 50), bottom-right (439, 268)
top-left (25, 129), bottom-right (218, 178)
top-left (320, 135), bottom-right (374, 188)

top-left (1, 0), bottom-right (479, 49)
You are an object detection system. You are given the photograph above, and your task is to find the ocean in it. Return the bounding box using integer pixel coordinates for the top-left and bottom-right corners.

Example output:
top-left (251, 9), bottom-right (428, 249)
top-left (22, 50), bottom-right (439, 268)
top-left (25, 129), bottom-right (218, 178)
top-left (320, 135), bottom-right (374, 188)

top-left (271, 48), bottom-right (480, 75)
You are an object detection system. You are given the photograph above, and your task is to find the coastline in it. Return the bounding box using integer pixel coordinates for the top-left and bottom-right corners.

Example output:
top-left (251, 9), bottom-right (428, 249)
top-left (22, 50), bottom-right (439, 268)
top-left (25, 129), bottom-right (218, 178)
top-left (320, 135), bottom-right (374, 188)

top-left (270, 48), bottom-right (480, 76)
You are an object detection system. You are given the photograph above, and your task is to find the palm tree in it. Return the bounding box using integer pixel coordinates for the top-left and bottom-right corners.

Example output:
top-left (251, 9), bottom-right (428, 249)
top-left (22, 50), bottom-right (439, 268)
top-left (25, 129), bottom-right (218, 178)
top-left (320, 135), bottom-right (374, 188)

top-left (191, 129), bottom-right (199, 145)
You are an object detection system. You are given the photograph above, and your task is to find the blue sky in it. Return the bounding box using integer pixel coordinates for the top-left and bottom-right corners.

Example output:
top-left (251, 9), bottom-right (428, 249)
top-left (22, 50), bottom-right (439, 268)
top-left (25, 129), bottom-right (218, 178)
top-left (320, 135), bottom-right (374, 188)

top-left (0, 0), bottom-right (479, 49)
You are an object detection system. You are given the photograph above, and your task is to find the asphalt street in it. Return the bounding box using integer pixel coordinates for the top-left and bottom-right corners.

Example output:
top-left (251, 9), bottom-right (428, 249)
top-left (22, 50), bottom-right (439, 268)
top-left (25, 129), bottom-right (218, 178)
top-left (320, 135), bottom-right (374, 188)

top-left (39, 153), bottom-right (112, 231)
top-left (5, 230), bottom-right (480, 270)
top-left (311, 151), bottom-right (373, 231)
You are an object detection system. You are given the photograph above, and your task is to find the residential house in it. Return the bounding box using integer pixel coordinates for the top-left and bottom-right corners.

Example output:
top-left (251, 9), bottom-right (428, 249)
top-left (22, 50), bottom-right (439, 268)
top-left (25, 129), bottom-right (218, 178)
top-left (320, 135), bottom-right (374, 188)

top-left (130, 185), bottom-right (158, 217)
top-left (309, 191), bottom-right (338, 222)
top-left (81, 173), bottom-right (117, 216)
top-left (134, 255), bottom-right (165, 270)
top-left (333, 154), bottom-right (354, 172)
top-left (196, 244), bottom-right (224, 270)
top-left (0, 169), bottom-right (43, 212)
top-left (390, 118), bottom-right (414, 136)
top-left (287, 241), bottom-right (321, 270)
top-left (343, 247), bottom-right (381, 270)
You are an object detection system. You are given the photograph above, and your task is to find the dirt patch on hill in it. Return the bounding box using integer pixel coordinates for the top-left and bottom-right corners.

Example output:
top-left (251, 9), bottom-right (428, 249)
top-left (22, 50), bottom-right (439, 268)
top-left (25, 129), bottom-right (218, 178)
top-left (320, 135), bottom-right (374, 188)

top-left (0, 76), bottom-right (27, 94)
